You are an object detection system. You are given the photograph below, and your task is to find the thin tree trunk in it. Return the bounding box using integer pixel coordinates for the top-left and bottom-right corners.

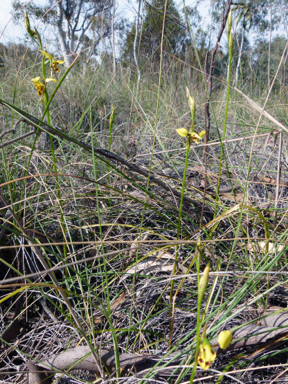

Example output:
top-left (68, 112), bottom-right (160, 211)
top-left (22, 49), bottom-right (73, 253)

top-left (268, 0), bottom-right (272, 88)
top-left (55, 3), bottom-right (72, 67)
top-left (69, 0), bottom-right (84, 53)
top-left (235, 27), bottom-right (244, 87)
top-left (111, 0), bottom-right (116, 74)
top-left (100, 5), bottom-right (106, 61)
top-left (133, 0), bottom-right (142, 91)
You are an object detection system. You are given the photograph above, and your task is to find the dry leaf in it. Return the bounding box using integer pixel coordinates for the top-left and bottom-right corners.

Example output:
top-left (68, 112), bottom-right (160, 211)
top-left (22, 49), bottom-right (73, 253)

top-left (220, 192), bottom-right (244, 203)
top-left (247, 241), bottom-right (284, 253)
top-left (120, 251), bottom-right (188, 282)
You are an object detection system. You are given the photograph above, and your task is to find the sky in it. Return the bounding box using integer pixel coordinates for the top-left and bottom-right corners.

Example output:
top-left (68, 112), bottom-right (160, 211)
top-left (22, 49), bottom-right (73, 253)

top-left (0, 0), bottom-right (203, 45)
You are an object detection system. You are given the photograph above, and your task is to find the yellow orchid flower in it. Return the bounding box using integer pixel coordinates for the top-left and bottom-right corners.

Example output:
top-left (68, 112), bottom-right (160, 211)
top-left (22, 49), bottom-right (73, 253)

top-left (176, 128), bottom-right (205, 144)
top-left (218, 330), bottom-right (232, 349)
top-left (190, 130), bottom-right (205, 144)
top-left (40, 50), bottom-right (65, 72)
top-left (198, 337), bottom-right (216, 370)
top-left (31, 76), bottom-right (57, 96)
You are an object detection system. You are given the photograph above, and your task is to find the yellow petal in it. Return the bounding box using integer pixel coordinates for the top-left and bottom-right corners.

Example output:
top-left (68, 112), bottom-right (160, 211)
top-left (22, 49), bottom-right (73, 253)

top-left (31, 76), bottom-right (43, 86)
top-left (55, 59), bottom-right (65, 64)
top-left (40, 50), bottom-right (53, 60)
top-left (31, 76), bottom-right (41, 82)
top-left (199, 130), bottom-right (206, 138)
top-left (176, 128), bottom-right (189, 137)
top-left (218, 330), bottom-right (232, 349)
top-left (45, 78), bottom-right (57, 83)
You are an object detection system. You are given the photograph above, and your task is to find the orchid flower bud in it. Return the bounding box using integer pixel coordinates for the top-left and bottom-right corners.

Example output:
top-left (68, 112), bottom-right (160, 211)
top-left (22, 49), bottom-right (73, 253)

top-left (186, 86), bottom-right (196, 121)
top-left (109, 105), bottom-right (115, 129)
top-left (229, 33), bottom-right (233, 58)
top-left (198, 264), bottom-right (209, 304)
top-left (24, 11), bottom-right (36, 38)
top-left (227, 11), bottom-right (232, 38)
top-left (218, 330), bottom-right (232, 349)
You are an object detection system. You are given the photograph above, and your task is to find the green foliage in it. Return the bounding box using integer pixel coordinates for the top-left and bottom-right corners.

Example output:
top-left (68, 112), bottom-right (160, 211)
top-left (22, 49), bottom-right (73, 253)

top-left (12, 0), bottom-right (55, 24)
top-left (122, 0), bottom-right (185, 66)
top-left (252, 36), bottom-right (288, 88)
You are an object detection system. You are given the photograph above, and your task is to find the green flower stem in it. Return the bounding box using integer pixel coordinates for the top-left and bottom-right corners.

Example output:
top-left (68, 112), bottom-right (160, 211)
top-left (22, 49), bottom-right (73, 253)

top-left (38, 55), bottom-right (79, 274)
top-left (108, 105), bottom-right (115, 202)
top-left (40, 44), bottom-right (68, 274)
top-left (189, 247), bottom-right (201, 383)
top-left (169, 139), bottom-right (191, 347)
top-left (215, 32), bottom-right (233, 212)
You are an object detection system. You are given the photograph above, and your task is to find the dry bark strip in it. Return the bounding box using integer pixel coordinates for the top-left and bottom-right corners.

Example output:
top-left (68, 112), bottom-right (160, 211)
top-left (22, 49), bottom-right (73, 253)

top-left (27, 361), bottom-right (52, 384)
top-left (27, 347), bottom-right (154, 383)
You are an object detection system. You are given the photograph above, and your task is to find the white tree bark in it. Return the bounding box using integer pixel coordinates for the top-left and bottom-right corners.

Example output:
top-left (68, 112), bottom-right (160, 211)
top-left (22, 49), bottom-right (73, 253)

top-left (235, 27), bottom-right (244, 87)
top-left (55, 0), bottom-right (111, 68)
top-left (100, 5), bottom-right (106, 61)
top-left (111, 0), bottom-right (116, 74)
top-left (133, 0), bottom-right (142, 91)
top-left (55, 3), bottom-right (73, 67)
top-left (268, 0), bottom-right (272, 88)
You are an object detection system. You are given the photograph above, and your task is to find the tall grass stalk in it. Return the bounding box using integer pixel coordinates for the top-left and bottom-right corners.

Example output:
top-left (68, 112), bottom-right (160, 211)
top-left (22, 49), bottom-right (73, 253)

top-left (215, 19), bottom-right (233, 210)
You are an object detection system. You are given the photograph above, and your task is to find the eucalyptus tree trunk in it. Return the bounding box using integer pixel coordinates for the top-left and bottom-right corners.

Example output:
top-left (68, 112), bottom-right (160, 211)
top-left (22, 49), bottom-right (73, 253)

top-left (133, 0), bottom-right (142, 91)
top-left (111, 0), bottom-right (116, 74)
top-left (268, 0), bottom-right (272, 89)
top-left (55, 0), bottom-right (108, 69)
top-left (235, 28), bottom-right (244, 87)
top-left (55, 3), bottom-right (73, 67)
top-left (100, 6), bottom-right (106, 61)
